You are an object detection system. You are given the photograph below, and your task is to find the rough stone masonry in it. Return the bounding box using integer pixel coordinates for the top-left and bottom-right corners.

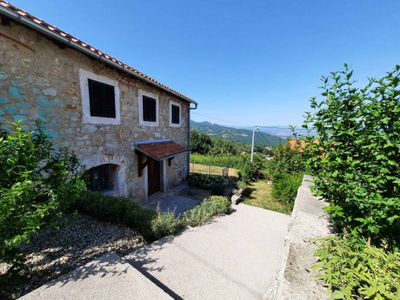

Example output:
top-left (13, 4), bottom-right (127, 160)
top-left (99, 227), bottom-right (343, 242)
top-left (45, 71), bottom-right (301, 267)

top-left (0, 14), bottom-right (192, 202)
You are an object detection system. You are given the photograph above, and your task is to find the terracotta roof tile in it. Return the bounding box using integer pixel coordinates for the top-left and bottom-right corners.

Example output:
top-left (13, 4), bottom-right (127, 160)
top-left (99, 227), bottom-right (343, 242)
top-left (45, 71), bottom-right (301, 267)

top-left (0, 0), bottom-right (197, 104)
top-left (136, 141), bottom-right (187, 160)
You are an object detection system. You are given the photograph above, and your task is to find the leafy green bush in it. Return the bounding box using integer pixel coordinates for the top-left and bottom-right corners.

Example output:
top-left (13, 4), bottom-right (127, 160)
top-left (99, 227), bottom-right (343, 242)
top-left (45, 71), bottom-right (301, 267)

top-left (314, 235), bottom-right (400, 300)
top-left (181, 196), bottom-right (231, 227)
top-left (72, 191), bottom-right (168, 241)
top-left (240, 154), bottom-right (265, 183)
top-left (0, 123), bottom-right (85, 266)
top-left (272, 172), bottom-right (303, 207)
top-left (151, 209), bottom-right (182, 239)
top-left (236, 180), bottom-right (247, 190)
top-left (190, 130), bottom-right (213, 154)
top-left (72, 191), bottom-right (232, 241)
top-left (268, 142), bottom-right (309, 176)
top-left (304, 65), bottom-right (400, 247)
top-left (187, 173), bottom-right (235, 193)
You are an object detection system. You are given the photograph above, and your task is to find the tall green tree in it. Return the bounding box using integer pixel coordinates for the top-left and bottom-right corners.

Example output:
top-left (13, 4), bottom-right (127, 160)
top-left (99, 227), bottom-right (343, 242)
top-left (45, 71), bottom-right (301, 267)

top-left (304, 65), bottom-right (400, 247)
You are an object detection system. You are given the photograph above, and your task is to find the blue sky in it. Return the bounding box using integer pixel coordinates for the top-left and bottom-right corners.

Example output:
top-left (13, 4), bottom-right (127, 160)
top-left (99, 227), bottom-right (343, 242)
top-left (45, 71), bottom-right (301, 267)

top-left (10, 0), bottom-right (400, 127)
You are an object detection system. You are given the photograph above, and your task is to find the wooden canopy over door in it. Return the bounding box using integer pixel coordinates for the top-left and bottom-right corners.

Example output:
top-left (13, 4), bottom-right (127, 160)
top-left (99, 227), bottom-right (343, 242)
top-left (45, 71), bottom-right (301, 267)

top-left (147, 158), bottom-right (160, 197)
top-left (135, 139), bottom-right (188, 198)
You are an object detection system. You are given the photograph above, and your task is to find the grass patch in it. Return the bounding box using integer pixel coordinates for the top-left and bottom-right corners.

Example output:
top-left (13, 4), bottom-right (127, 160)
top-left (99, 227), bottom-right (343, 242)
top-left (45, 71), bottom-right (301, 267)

top-left (242, 180), bottom-right (291, 214)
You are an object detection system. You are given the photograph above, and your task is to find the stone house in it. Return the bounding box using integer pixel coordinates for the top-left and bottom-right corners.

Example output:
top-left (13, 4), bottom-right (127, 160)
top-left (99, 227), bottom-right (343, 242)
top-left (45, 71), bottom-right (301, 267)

top-left (0, 1), bottom-right (198, 202)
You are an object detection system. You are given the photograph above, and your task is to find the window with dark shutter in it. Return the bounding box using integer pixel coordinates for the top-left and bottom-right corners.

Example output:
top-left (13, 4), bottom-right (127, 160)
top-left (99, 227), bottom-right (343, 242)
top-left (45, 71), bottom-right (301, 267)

top-left (142, 95), bottom-right (157, 122)
top-left (171, 104), bottom-right (180, 124)
top-left (88, 79), bottom-right (116, 118)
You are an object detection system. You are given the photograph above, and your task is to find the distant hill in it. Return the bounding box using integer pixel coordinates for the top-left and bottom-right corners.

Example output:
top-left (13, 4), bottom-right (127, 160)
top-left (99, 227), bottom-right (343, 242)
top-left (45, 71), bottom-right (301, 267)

top-left (190, 120), bottom-right (283, 146)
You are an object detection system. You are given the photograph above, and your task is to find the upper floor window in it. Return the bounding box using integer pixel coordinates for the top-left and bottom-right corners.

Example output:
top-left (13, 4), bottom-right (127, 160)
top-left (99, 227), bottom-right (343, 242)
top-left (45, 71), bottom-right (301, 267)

top-left (169, 101), bottom-right (181, 127)
top-left (79, 69), bottom-right (120, 125)
top-left (139, 90), bottom-right (159, 126)
top-left (88, 79), bottom-right (116, 118)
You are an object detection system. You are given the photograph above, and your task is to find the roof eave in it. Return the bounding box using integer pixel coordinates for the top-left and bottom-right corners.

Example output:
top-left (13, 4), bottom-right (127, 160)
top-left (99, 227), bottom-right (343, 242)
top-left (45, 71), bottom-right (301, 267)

top-left (0, 4), bottom-right (198, 105)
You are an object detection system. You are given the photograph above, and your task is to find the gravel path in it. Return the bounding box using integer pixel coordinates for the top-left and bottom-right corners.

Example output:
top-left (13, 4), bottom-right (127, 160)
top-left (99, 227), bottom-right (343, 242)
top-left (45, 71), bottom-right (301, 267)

top-left (1, 213), bottom-right (144, 299)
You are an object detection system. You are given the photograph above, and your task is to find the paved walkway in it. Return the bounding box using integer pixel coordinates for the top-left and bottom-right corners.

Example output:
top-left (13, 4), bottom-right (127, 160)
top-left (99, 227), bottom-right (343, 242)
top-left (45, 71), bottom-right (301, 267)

top-left (20, 253), bottom-right (172, 300)
top-left (124, 204), bottom-right (290, 299)
top-left (21, 204), bottom-right (290, 300)
top-left (143, 185), bottom-right (201, 217)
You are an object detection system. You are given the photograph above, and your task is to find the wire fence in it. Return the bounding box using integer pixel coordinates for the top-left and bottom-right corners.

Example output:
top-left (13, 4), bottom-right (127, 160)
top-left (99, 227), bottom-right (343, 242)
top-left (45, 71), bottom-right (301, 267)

top-left (189, 162), bottom-right (239, 177)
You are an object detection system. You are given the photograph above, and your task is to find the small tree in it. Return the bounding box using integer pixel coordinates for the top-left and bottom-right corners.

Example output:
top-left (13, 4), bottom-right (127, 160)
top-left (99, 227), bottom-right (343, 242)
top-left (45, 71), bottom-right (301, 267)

top-left (304, 65), bottom-right (400, 247)
top-left (0, 123), bottom-right (85, 267)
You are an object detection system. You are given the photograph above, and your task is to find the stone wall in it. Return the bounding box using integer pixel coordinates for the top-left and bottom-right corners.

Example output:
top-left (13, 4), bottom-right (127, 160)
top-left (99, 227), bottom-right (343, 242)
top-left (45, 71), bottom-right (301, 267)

top-left (265, 175), bottom-right (331, 300)
top-left (0, 19), bottom-right (191, 202)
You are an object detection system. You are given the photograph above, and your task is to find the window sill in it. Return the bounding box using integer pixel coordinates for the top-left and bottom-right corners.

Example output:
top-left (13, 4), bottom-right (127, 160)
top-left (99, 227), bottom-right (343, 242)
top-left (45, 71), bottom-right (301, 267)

top-left (83, 115), bottom-right (120, 125)
top-left (139, 121), bottom-right (159, 127)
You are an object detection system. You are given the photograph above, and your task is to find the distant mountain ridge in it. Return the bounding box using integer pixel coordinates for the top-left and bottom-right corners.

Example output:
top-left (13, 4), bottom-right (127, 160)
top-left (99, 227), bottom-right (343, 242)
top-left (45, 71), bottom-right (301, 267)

top-left (190, 120), bottom-right (283, 146)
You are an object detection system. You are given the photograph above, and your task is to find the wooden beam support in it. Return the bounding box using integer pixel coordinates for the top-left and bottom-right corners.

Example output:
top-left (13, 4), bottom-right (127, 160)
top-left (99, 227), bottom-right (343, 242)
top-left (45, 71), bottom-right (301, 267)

top-left (137, 152), bottom-right (148, 177)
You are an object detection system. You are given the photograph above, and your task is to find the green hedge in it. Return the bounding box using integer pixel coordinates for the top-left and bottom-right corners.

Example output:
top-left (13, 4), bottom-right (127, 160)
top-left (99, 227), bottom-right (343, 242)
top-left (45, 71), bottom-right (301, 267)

top-left (71, 191), bottom-right (232, 242)
top-left (181, 196), bottom-right (232, 227)
top-left (187, 173), bottom-right (237, 195)
top-left (272, 172), bottom-right (303, 207)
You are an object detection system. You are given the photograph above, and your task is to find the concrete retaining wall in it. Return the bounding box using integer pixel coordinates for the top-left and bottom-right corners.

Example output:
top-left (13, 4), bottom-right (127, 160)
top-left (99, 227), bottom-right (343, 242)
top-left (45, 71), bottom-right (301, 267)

top-left (265, 175), bottom-right (331, 300)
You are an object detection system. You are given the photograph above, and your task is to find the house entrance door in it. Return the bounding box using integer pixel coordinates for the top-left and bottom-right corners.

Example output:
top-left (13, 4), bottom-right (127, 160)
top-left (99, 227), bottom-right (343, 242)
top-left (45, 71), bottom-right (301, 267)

top-left (147, 158), bottom-right (161, 197)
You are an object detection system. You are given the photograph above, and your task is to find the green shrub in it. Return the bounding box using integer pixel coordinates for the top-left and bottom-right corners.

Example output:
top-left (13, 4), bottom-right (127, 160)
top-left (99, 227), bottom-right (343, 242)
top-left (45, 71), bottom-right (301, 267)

top-left (187, 173), bottom-right (234, 194)
top-left (272, 172), bottom-right (303, 207)
top-left (304, 65), bottom-right (400, 247)
top-left (236, 180), bottom-right (247, 190)
top-left (209, 183), bottom-right (225, 195)
top-left (268, 142), bottom-right (309, 176)
top-left (72, 192), bottom-right (232, 241)
top-left (181, 196), bottom-right (231, 227)
top-left (151, 209), bottom-right (182, 239)
top-left (240, 156), bottom-right (265, 183)
top-left (0, 123), bottom-right (85, 266)
top-left (314, 235), bottom-right (400, 300)
top-left (72, 191), bottom-right (160, 241)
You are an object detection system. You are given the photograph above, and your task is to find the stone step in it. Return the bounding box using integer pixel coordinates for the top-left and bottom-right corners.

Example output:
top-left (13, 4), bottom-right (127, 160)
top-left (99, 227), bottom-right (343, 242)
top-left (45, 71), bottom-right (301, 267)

top-left (19, 252), bottom-right (172, 300)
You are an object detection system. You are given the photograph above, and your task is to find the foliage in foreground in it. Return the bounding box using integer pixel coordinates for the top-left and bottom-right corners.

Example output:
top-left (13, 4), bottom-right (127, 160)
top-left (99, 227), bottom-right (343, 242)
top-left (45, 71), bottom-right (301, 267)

top-left (303, 65), bottom-right (400, 247)
top-left (314, 235), bottom-right (400, 300)
top-left (72, 191), bottom-right (231, 242)
top-left (0, 123), bottom-right (85, 266)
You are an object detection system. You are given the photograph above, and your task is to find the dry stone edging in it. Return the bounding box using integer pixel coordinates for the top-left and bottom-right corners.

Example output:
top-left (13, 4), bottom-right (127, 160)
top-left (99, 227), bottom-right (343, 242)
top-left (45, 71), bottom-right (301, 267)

top-left (264, 175), bottom-right (331, 300)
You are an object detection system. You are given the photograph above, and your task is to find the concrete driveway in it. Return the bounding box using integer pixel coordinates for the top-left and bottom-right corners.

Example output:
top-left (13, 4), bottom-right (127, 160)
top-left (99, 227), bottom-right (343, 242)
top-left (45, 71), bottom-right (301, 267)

top-left (124, 204), bottom-right (290, 299)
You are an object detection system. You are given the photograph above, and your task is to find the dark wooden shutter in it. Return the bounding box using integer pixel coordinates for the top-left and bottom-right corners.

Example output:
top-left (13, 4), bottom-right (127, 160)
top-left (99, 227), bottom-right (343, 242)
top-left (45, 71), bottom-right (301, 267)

top-left (171, 104), bottom-right (180, 124)
top-left (88, 79), bottom-right (116, 118)
top-left (143, 95), bottom-right (157, 122)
